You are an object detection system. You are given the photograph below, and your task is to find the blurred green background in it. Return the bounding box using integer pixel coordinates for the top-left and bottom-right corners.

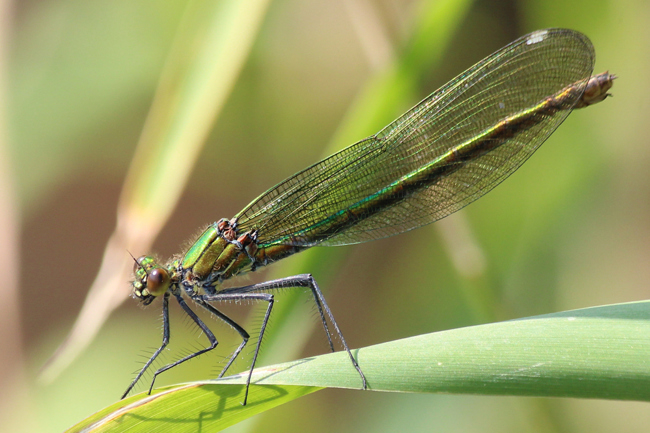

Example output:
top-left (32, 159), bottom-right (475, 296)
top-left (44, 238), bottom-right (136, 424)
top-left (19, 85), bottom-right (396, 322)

top-left (2, 0), bottom-right (649, 431)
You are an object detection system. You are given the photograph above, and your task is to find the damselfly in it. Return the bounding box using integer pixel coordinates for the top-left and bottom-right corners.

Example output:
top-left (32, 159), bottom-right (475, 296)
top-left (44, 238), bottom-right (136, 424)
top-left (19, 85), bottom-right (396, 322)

top-left (124, 28), bottom-right (615, 405)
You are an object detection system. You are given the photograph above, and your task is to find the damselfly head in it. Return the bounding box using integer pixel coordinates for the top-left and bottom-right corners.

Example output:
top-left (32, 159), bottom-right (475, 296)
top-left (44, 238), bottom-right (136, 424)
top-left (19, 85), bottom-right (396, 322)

top-left (131, 255), bottom-right (171, 305)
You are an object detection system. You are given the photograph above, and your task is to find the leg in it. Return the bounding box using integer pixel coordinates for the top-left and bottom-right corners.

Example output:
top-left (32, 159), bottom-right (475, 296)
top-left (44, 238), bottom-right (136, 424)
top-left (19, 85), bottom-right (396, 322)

top-left (122, 292), bottom-right (171, 399)
top-left (220, 275), bottom-right (335, 349)
top-left (219, 274), bottom-right (367, 390)
top-left (193, 299), bottom-right (250, 379)
top-left (146, 294), bottom-right (219, 394)
top-left (200, 292), bottom-right (274, 406)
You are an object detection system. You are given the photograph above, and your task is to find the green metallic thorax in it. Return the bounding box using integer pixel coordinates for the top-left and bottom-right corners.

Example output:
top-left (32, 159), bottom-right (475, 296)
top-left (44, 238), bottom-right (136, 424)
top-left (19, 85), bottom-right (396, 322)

top-left (179, 221), bottom-right (304, 290)
top-left (181, 224), bottom-right (245, 283)
top-left (182, 225), bottom-right (229, 278)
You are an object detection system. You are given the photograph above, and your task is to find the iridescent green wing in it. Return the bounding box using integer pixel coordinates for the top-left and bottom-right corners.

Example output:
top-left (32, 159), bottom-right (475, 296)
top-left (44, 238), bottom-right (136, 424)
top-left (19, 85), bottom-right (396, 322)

top-left (234, 29), bottom-right (595, 247)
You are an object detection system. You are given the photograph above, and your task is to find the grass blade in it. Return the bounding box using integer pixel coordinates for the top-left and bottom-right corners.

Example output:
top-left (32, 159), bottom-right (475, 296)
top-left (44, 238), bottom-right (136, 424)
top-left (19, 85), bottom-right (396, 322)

top-left (68, 300), bottom-right (650, 432)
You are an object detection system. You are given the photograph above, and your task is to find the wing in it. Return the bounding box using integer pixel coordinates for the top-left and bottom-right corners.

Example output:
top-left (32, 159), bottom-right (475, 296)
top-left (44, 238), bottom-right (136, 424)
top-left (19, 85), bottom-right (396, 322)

top-left (234, 29), bottom-right (595, 247)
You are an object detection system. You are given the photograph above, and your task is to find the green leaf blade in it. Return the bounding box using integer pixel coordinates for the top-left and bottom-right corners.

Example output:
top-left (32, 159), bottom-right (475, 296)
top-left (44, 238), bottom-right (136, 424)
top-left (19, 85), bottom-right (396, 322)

top-left (68, 300), bottom-right (650, 432)
top-left (232, 301), bottom-right (650, 401)
top-left (67, 384), bottom-right (321, 432)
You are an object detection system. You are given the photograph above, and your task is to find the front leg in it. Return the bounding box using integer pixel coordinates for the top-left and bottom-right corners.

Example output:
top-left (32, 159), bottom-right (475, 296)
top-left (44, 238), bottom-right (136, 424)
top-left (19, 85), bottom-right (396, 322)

top-left (121, 292), bottom-right (171, 399)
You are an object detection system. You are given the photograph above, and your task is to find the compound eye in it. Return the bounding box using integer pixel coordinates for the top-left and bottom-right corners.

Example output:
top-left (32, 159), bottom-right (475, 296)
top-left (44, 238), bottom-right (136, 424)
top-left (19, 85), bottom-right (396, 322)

top-left (146, 267), bottom-right (171, 296)
top-left (133, 256), bottom-right (147, 273)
